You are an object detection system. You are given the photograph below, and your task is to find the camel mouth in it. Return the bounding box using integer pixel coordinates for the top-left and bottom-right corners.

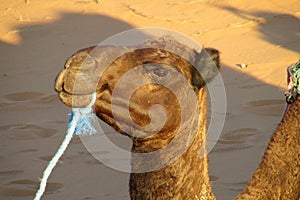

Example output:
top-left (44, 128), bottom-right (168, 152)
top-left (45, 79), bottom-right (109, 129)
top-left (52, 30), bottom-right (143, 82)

top-left (55, 81), bottom-right (151, 138)
top-left (99, 112), bottom-right (149, 138)
top-left (54, 63), bottom-right (163, 138)
top-left (57, 90), bottom-right (95, 108)
top-left (55, 60), bottom-right (99, 108)
top-left (55, 78), bottom-right (96, 108)
top-left (95, 94), bottom-right (163, 139)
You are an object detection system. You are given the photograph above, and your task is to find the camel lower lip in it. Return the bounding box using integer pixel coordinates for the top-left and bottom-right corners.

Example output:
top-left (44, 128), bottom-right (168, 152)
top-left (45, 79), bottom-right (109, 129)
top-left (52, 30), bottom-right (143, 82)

top-left (62, 87), bottom-right (95, 95)
top-left (98, 102), bottom-right (150, 138)
top-left (100, 112), bottom-right (148, 138)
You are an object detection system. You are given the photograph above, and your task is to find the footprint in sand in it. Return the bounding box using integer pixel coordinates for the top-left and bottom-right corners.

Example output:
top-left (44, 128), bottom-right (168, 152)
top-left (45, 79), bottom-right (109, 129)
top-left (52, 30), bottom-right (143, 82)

top-left (213, 128), bottom-right (260, 152)
top-left (0, 124), bottom-right (57, 140)
top-left (3, 92), bottom-right (44, 102)
top-left (243, 99), bottom-right (285, 116)
top-left (0, 170), bottom-right (23, 176)
top-left (0, 92), bottom-right (59, 114)
top-left (0, 179), bottom-right (63, 197)
top-left (3, 92), bottom-right (58, 104)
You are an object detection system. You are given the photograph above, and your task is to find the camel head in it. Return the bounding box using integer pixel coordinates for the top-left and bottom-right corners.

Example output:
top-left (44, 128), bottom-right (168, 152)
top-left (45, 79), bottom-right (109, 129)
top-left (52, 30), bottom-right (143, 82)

top-left (55, 37), bottom-right (220, 153)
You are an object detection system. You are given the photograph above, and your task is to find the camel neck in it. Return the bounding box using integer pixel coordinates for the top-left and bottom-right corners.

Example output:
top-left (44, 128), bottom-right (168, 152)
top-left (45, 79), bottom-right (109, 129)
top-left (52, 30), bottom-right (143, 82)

top-left (129, 89), bottom-right (215, 200)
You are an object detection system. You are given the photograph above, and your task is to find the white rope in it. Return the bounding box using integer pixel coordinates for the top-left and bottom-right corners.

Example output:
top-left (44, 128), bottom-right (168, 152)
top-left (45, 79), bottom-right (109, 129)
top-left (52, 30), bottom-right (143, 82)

top-left (34, 114), bottom-right (77, 200)
top-left (34, 93), bottom-right (96, 200)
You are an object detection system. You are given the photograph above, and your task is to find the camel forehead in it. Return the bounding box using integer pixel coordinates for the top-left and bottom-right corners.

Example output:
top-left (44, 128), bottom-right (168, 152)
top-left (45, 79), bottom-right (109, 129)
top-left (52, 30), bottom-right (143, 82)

top-left (97, 48), bottom-right (194, 83)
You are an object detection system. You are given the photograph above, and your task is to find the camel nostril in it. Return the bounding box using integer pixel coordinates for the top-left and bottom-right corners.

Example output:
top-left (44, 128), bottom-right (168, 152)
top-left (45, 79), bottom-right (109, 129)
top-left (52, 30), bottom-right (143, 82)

top-left (61, 82), bottom-right (65, 91)
top-left (54, 69), bottom-right (66, 93)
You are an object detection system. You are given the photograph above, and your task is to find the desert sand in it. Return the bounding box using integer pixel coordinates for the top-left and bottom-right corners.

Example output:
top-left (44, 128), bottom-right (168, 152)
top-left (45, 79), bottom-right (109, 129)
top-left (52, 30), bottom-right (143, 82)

top-left (0, 0), bottom-right (299, 199)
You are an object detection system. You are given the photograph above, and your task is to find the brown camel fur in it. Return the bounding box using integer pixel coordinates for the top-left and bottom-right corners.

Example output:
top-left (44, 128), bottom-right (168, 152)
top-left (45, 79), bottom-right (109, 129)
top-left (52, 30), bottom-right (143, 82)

top-left (236, 96), bottom-right (300, 200)
top-left (55, 37), bottom-right (300, 199)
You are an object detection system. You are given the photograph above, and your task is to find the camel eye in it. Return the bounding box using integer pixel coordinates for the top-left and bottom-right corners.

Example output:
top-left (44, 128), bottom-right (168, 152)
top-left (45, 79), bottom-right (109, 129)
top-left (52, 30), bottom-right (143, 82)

top-left (153, 67), bottom-right (169, 77)
top-left (143, 64), bottom-right (170, 80)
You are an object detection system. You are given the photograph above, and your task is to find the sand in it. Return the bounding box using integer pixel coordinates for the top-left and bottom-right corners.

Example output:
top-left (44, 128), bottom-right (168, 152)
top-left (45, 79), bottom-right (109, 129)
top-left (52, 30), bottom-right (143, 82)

top-left (0, 0), bottom-right (299, 199)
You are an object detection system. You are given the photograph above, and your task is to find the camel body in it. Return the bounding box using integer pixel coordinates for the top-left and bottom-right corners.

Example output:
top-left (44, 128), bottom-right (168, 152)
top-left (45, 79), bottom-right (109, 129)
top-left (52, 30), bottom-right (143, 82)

top-left (236, 96), bottom-right (300, 200)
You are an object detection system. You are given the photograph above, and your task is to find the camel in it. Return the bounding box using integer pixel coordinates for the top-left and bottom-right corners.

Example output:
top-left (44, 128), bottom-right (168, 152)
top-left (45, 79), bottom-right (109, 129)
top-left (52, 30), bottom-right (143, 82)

top-left (236, 95), bottom-right (300, 199)
top-left (55, 37), bottom-right (300, 200)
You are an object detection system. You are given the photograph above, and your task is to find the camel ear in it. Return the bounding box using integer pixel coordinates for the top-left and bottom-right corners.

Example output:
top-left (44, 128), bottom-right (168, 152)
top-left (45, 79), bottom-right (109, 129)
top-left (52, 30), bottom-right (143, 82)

top-left (191, 48), bottom-right (220, 89)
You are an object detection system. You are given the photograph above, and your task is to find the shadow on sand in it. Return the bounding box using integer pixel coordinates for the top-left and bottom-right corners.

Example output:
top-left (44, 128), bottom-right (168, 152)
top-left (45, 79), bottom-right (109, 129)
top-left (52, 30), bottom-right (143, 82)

top-left (216, 5), bottom-right (300, 53)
